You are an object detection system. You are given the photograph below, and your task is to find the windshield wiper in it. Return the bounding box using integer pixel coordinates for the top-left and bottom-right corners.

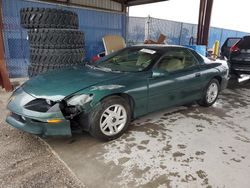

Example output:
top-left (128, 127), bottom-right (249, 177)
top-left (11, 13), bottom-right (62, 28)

top-left (85, 64), bottom-right (104, 70)
top-left (85, 63), bottom-right (120, 73)
top-left (85, 63), bottom-right (95, 68)
top-left (96, 66), bottom-right (112, 72)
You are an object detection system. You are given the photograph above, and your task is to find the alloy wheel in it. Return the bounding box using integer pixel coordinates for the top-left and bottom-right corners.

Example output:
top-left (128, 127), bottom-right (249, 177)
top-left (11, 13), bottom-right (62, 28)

top-left (100, 104), bottom-right (127, 136)
top-left (206, 82), bottom-right (219, 104)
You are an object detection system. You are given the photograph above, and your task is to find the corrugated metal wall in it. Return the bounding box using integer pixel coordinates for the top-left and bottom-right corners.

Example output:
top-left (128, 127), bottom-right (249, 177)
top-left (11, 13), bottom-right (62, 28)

top-left (2, 0), bottom-right (126, 78)
top-left (70, 0), bottom-right (122, 11)
top-left (128, 16), bottom-right (249, 49)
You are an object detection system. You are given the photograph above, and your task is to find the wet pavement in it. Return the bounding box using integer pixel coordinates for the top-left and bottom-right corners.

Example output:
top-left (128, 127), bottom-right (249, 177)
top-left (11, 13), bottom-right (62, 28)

top-left (46, 79), bottom-right (250, 188)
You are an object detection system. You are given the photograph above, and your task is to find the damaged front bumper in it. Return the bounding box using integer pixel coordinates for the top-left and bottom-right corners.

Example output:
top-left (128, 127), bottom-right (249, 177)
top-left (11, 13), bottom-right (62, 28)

top-left (6, 112), bottom-right (71, 137)
top-left (6, 87), bottom-right (72, 137)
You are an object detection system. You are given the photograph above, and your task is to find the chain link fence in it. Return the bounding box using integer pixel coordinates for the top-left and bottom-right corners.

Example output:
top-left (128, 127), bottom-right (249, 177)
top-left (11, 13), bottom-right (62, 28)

top-left (128, 16), bottom-right (249, 48)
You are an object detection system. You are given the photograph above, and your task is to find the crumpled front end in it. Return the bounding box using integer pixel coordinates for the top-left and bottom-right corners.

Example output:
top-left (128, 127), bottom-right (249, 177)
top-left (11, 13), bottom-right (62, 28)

top-left (6, 87), bottom-right (71, 137)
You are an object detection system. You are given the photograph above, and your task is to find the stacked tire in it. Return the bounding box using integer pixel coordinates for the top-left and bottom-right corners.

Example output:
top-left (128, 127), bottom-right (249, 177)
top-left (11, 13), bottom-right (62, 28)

top-left (20, 8), bottom-right (85, 77)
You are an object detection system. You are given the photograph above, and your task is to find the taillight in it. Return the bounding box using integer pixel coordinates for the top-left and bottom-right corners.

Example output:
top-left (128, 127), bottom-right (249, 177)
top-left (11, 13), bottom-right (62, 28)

top-left (230, 43), bottom-right (240, 53)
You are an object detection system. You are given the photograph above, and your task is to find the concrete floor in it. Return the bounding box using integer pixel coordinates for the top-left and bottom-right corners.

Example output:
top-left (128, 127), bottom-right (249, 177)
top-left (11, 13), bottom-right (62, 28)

top-left (46, 79), bottom-right (250, 188)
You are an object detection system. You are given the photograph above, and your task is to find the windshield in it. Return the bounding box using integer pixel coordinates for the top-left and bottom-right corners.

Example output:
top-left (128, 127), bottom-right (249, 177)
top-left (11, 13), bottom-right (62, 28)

top-left (96, 47), bottom-right (160, 72)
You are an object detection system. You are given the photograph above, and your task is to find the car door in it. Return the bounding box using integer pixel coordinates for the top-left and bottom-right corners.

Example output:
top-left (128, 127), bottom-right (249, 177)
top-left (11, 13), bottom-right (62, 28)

top-left (147, 48), bottom-right (203, 113)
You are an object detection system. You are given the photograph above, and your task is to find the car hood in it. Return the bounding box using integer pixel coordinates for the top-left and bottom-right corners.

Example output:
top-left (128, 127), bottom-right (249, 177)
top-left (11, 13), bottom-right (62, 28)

top-left (22, 66), bottom-right (124, 101)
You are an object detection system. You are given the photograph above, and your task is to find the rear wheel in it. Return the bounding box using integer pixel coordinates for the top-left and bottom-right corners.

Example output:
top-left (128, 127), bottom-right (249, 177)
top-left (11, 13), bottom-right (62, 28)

top-left (198, 79), bottom-right (220, 107)
top-left (89, 96), bottom-right (131, 141)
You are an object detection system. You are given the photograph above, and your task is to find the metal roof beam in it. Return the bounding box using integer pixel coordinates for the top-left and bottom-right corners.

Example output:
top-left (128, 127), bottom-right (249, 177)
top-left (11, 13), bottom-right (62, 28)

top-left (197, 0), bottom-right (214, 45)
top-left (112, 0), bottom-right (168, 6)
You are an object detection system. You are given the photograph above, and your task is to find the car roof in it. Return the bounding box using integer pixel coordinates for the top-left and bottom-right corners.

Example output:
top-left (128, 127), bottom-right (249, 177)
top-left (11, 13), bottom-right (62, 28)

top-left (243, 35), bottom-right (250, 39)
top-left (134, 44), bottom-right (185, 48)
top-left (130, 44), bottom-right (192, 53)
top-left (226, 37), bottom-right (242, 39)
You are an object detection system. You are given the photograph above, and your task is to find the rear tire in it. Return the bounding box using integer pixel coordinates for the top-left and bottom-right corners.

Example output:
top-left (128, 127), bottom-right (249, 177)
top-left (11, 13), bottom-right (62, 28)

top-left (198, 79), bottom-right (220, 107)
top-left (89, 96), bottom-right (131, 141)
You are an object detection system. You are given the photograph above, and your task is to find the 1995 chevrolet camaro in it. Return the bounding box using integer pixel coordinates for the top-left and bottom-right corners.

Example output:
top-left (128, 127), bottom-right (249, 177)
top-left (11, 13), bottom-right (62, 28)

top-left (6, 45), bottom-right (229, 141)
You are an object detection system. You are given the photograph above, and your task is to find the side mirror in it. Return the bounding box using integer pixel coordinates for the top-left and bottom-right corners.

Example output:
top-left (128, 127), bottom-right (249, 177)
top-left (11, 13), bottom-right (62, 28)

top-left (152, 69), bottom-right (168, 78)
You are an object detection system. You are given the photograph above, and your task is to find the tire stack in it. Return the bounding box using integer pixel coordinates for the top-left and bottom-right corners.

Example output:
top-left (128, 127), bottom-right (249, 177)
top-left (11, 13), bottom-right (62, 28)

top-left (20, 8), bottom-right (85, 77)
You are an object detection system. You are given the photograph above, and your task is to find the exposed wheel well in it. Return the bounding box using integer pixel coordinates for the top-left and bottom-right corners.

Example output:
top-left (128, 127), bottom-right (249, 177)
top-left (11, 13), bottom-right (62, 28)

top-left (100, 93), bottom-right (135, 119)
top-left (213, 76), bottom-right (222, 85)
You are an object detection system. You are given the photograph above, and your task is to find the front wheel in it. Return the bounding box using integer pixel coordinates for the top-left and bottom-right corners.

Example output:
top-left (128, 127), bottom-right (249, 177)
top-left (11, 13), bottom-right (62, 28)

top-left (198, 79), bottom-right (220, 107)
top-left (89, 96), bottom-right (131, 141)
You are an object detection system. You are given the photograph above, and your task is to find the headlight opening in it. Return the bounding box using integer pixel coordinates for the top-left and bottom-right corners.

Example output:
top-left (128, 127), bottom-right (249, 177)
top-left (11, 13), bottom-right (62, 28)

top-left (66, 94), bottom-right (93, 106)
top-left (24, 99), bottom-right (56, 112)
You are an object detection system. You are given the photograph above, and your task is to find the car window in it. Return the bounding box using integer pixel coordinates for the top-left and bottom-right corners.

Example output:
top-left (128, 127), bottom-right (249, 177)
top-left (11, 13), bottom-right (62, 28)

top-left (97, 48), bottom-right (159, 72)
top-left (227, 38), bottom-right (241, 47)
top-left (157, 49), bottom-right (198, 72)
top-left (190, 50), bottom-right (204, 63)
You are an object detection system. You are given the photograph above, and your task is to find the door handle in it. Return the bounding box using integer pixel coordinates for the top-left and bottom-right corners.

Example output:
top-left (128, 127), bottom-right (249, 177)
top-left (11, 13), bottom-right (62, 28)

top-left (195, 73), bottom-right (201, 77)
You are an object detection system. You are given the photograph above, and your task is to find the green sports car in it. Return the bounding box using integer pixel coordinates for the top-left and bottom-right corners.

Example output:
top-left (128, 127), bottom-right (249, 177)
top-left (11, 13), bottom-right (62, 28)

top-left (6, 45), bottom-right (229, 141)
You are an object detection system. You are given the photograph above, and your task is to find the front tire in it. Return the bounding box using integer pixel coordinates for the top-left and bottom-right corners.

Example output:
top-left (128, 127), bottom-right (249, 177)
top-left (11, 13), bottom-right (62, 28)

top-left (198, 79), bottom-right (220, 107)
top-left (89, 96), bottom-right (131, 141)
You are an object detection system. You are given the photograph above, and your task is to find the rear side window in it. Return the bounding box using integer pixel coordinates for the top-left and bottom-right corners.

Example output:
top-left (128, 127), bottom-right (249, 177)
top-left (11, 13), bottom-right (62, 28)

top-left (190, 50), bottom-right (204, 63)
top-left (227, 38), bottom-right (241, 47)
top-left (238, 36), bottom-right (250, 49)
top-left (157, 49), bottom-right (198, 72)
